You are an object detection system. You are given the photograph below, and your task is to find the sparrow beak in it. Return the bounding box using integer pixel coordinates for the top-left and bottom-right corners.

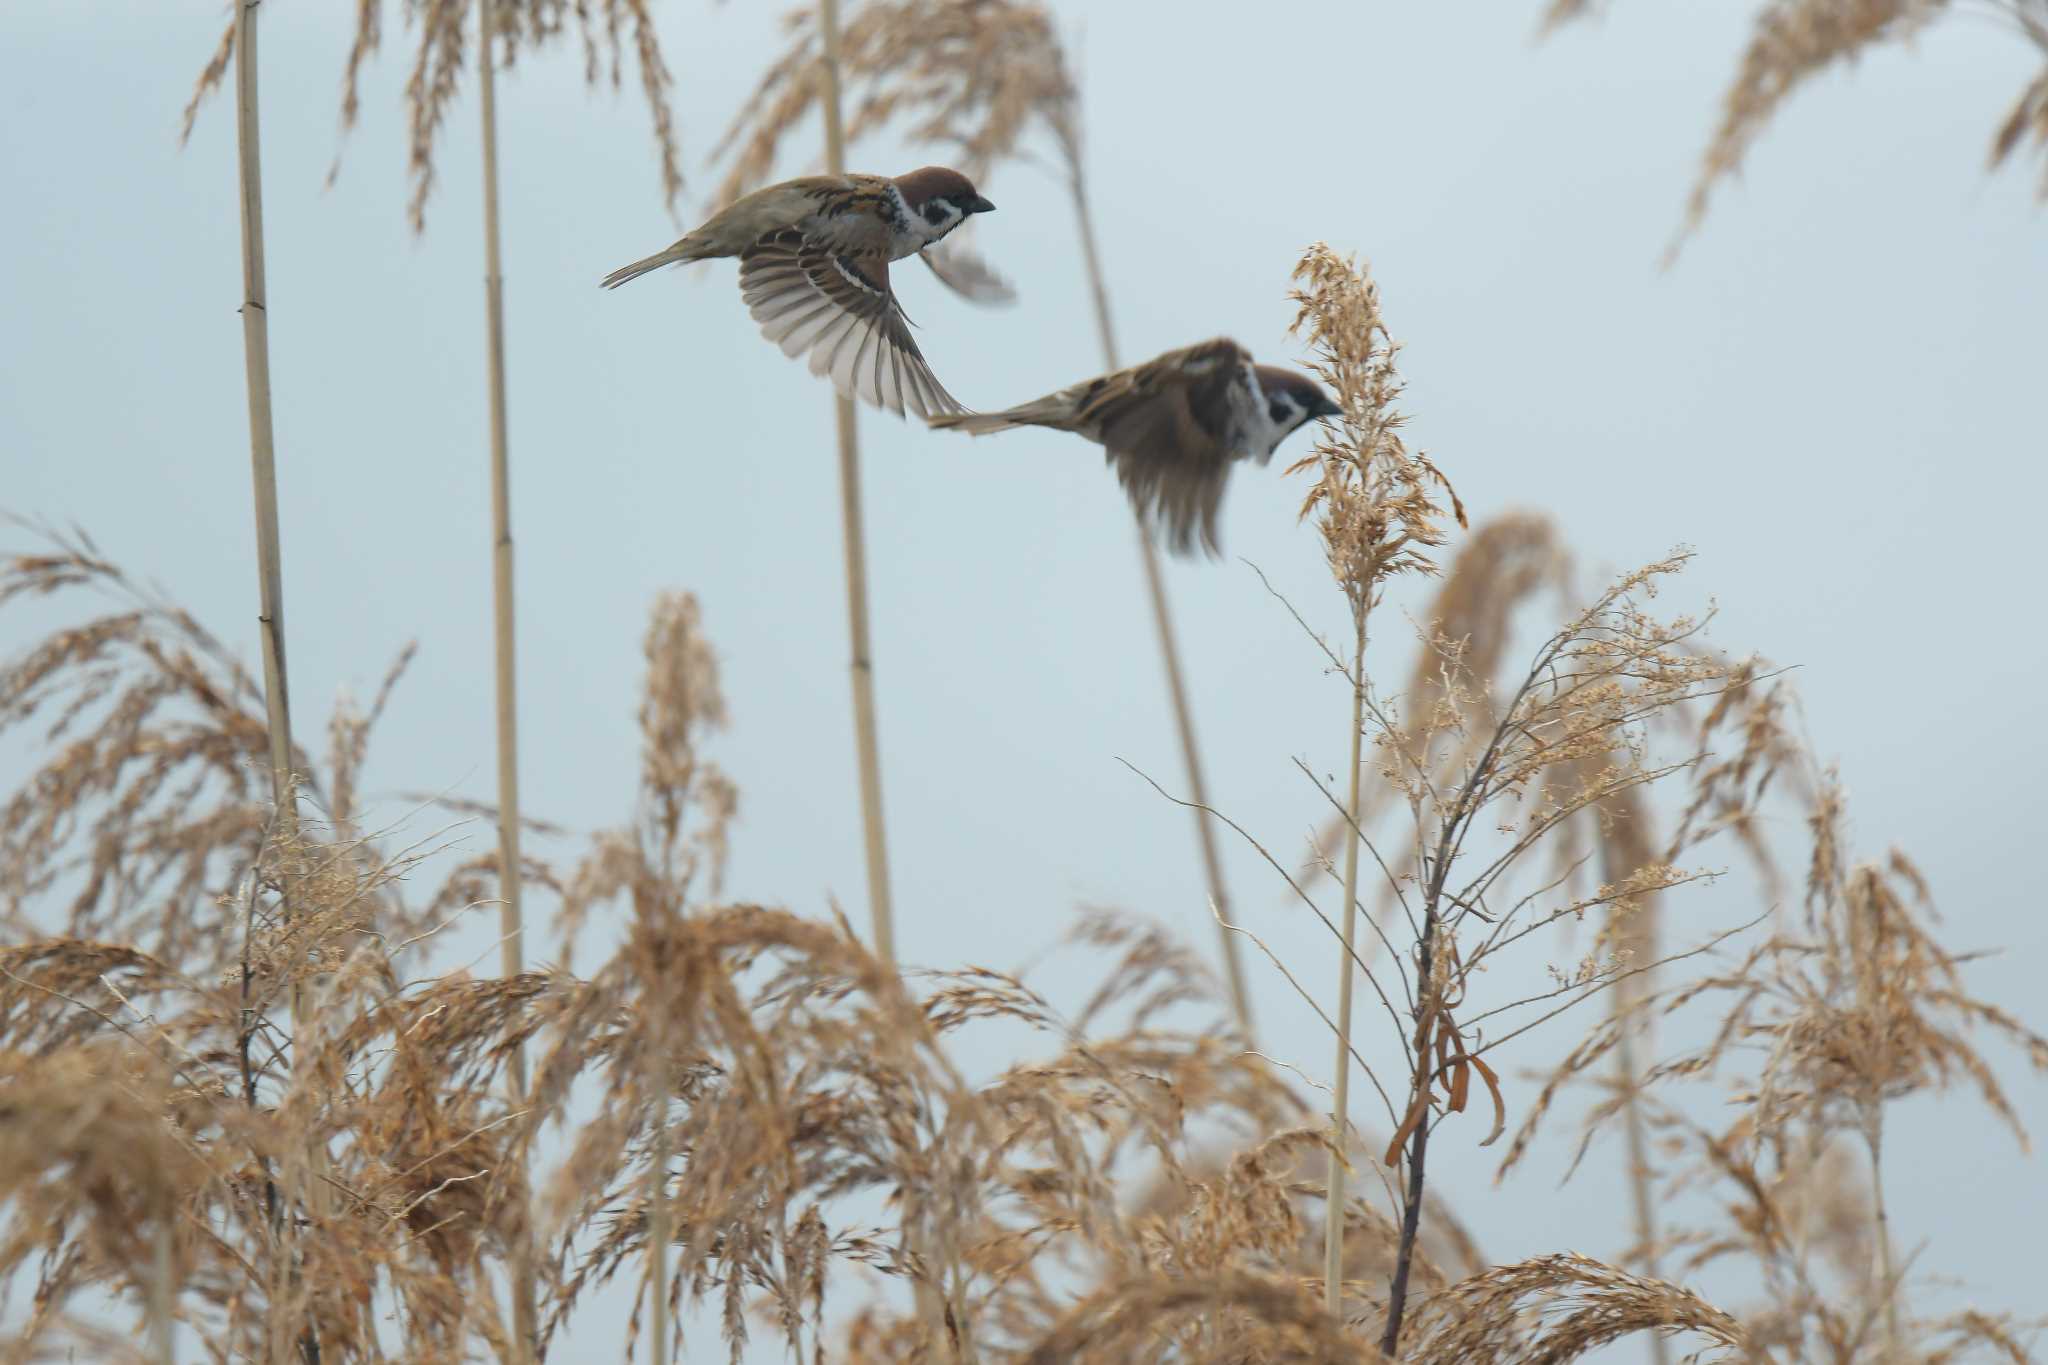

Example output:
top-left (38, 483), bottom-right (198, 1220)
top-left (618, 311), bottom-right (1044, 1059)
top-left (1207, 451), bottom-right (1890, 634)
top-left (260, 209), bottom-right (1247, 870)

top-left (968, 195), bottom-right (997, 215)
top-left (1311, 392), bottom-right (1343, 420)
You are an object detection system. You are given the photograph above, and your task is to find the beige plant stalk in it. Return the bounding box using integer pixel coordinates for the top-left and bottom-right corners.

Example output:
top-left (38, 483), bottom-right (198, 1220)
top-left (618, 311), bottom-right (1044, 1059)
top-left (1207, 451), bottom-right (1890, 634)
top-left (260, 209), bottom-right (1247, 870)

top-left (473, 2), bottom-right (540, 1356)
top-left (229, 2), bottom-right (292, 844)
top-left (1320, 621), bottom-right (1368, 1318)
top-left (814, 0), bottom-right (901, 969)
top-left (1060, 111), bottom-right (1256, 1047)
top-left (647, 1051), bottom-right (674, 1365)
top-left (226, 3), bottom-right (325, 1353)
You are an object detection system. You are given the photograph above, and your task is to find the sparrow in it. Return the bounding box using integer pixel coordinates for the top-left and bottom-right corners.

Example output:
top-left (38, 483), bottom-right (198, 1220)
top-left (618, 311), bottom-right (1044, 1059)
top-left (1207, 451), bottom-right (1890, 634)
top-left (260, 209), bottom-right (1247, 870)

top-left (927, 337), bottom-right (1341, 557)
top-left (601, 166), bottom-right (997, 419)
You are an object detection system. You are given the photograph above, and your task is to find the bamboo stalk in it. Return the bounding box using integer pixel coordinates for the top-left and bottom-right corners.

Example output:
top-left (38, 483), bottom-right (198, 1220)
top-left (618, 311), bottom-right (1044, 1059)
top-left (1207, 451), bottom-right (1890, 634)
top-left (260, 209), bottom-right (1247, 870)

top-left (474, 3), bottom-right (537, 1357)
top-left (1063, 153), bottom-right (1254, 1045)
top-left (1321, 627), bottom-right (1367, 1313)
top-left (815, 0), bottom-right (898, 969)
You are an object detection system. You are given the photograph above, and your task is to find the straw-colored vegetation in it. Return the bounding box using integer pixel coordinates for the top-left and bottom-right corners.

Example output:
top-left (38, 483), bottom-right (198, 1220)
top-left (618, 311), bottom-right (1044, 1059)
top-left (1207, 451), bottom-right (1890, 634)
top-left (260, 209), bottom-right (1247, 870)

top-left (4, 0), bottom-right (2043, 1361)
top-left (1541, 0), bottom-right (2048, 253)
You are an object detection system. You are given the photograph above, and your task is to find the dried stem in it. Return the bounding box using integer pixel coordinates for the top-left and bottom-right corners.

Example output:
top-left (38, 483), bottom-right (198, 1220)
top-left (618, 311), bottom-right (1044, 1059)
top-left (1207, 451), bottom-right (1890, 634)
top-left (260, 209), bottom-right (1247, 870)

top-left (816, 0), bottom-right (899, 971)
top-left (148, 1211), bottom-right (174, 1365)
top-left (231, 0), bottom-right (293, 854)
top-left (1321, 623), bottom-right (1366, 1314)
top-left (648, 1070), bottom-right (672, 1365)
top-left (1616, 1028), bottom-right (1672, 1365)
top-left (230, 7), bottom-right (321, 1356)
top-left (474, 3), bottom-right (537, 1357)
top-left (1381, 903), bottom-right (1436, 1355)
top-left (1064, 140), bottom-right (1254, 1047)
top-left (1864, 1107), bottom-right (1901, 1357)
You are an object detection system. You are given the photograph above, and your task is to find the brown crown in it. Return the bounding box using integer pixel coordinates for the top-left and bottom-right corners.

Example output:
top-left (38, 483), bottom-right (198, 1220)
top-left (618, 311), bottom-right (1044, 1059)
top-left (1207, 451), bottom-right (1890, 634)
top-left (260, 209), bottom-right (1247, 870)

top-left (891, 166), bottom-right (982, 207)
top-left (1252, 365), bottom-right (1335, 411)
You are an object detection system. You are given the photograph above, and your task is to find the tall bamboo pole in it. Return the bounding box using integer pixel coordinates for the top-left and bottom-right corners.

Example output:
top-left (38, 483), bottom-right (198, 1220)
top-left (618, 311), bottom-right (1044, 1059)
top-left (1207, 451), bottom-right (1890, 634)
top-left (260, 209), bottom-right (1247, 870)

top-left (474, 2), bottom-right (537, 1356)
top-left (1064, 156), bottom-right (1254, 1043)
top-left (816, 0), bottom-right (899, 968)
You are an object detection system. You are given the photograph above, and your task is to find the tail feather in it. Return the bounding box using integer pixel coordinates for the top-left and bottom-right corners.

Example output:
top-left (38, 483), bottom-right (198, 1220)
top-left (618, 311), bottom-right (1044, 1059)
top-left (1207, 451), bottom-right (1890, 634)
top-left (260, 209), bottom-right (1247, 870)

top-left (926, 411), bottom-right (1026, 435)
top-left (600, 240), bottom-right (706, 290)
top-left (926, 395), bottom-right (1074, 435)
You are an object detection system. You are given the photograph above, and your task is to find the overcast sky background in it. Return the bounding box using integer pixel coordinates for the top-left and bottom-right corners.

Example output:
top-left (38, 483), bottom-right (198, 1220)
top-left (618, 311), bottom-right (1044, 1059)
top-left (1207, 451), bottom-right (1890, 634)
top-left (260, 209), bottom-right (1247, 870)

top-left (4, 1), bottom-right (2046, 1359)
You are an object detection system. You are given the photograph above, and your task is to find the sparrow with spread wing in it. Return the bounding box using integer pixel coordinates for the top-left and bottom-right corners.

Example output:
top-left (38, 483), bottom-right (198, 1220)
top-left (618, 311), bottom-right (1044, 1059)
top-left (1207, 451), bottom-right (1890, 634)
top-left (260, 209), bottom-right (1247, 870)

top-left (927, 338), bottom-right (1340, 557)
top-left (601, 167), bottom-right (996, 420)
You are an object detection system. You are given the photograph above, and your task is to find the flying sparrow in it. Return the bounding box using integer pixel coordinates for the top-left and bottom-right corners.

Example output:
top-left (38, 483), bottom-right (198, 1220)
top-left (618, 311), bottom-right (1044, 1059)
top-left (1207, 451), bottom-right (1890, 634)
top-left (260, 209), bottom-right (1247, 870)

top-left (927, 337), bottom-right (1340, 557)
top-left (601, 166), bottom-right (996, 419)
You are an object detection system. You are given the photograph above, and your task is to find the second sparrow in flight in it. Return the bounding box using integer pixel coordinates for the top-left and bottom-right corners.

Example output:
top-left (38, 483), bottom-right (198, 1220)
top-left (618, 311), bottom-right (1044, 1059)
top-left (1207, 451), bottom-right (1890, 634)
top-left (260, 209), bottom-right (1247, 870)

top-left (602, 166), bottom-right (995, 420)
top-left (929, 338), bottom-right (1340, 558)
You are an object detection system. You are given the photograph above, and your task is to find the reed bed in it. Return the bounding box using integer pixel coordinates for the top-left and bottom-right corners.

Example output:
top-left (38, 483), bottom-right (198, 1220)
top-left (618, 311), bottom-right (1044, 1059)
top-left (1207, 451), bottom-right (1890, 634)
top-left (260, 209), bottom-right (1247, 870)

top-left (2, 1), bottom-right (2041, 1361)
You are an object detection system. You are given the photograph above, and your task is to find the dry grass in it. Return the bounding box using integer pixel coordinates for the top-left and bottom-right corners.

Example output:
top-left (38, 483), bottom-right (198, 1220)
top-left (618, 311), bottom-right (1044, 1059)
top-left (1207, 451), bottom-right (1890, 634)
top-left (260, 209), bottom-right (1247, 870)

top-left (6, 465), bottom-right (2043, 1361)
top-left (183, 0), bottom-right (686, 229)
top-left (1544, 0), bottom-right (2048, 251)
top-left (10, 4), bottom-right (2045, 1361)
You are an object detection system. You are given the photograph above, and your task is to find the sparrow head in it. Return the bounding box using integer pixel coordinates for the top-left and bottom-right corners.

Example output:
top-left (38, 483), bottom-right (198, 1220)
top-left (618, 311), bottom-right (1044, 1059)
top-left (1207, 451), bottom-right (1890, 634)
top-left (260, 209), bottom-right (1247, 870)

top-left (891, 166), bottom-right (997, 243)
top-left (1252, 365), bottom-right (1342, 452)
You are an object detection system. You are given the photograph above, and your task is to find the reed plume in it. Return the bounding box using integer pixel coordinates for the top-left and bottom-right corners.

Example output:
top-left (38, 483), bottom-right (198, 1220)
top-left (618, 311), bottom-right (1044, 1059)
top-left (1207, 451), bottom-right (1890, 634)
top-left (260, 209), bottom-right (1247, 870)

top-left (183, 7), bottom-right (695, 1353)
top-left (1543, 0), bottom-right (2048, 252)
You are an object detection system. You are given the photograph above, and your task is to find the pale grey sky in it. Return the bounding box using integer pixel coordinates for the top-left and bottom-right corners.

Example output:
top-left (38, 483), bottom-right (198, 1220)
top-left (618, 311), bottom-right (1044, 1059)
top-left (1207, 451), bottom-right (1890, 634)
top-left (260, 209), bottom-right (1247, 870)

top-left (4, 1), bottom-right (2045, 1358)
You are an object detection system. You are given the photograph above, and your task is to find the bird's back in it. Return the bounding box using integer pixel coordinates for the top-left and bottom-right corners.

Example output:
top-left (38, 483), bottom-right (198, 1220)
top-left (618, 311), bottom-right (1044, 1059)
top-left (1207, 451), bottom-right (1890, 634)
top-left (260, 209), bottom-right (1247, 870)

top-left (687, 175), bottom-right (860, 256)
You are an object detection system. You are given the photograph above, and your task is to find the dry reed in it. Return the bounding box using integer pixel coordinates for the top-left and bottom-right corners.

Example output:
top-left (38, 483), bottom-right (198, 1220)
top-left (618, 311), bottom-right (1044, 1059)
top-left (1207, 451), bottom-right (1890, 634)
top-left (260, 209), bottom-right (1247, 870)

top-left (185, 0), bottom-right (686, 231)
top-left (182, 7), bottom-right (697, 1353)
top-left (1543, 0), bottom-right (2048, 251)
top-left (12, 12), bottom-right (2048, 1356)
top-left (6, 479), bottom-right (2043, 1361)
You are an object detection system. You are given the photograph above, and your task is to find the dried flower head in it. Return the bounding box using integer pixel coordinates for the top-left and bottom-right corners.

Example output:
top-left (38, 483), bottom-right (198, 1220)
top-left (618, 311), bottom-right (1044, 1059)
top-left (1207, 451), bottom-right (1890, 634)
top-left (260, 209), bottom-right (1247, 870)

top-left (1545, 0), bottom-right (2048, 247)
top-left (183, 0), bottom-right (686, 229)
top-left (712, 0), bottom-right (1076, 210)
top-left (1287, 244), bottom-right (1465, 612)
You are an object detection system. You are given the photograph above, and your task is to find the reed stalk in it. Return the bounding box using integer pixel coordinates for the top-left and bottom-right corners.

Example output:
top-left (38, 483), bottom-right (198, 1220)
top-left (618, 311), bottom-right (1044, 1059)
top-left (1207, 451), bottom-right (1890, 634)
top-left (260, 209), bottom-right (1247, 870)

top-left (816, 0), bottom-right (898, 968)
top-left (648, 1075), bottom-right (673, 1365)
top-left (1617, 1030), bottom-right (1672, 1365)
top-left (1063, 144), bottom-right (1254, 1046)
top-left (230, 11), bottom-right (327, 1352)
top-left (148, 1212), bottom-right (174, 1365)
top-left (474, 2), bottom-right (537, 1355)
top-left (230, 0), bottom-right (295, 927)
top-left (1320, 626), bottom-right (1367, 1313)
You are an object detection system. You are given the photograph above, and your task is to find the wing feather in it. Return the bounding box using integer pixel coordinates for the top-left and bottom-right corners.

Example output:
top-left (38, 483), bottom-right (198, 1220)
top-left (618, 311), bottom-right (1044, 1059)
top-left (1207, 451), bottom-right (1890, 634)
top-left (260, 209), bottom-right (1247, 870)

top-left (737, 231), bottom-right (965, 419)
top-left (1074, 339), bottom-right (1251, 556)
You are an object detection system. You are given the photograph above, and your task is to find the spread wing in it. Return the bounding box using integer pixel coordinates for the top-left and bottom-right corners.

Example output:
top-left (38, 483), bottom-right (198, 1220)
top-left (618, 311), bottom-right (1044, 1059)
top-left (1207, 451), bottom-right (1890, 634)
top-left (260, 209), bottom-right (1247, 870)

top-left (738, 230), bottom-right (965, 419)
top-left (919, 238), bottom-right (1017, 307)
top-left (1078, 338), bottom-right (1253, 557)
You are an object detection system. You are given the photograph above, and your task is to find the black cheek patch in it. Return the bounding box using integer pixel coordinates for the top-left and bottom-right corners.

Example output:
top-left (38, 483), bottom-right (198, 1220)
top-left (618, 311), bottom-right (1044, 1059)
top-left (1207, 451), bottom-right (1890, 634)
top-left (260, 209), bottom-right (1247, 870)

top-left (1268, 401), bottom-right (1290, 424)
